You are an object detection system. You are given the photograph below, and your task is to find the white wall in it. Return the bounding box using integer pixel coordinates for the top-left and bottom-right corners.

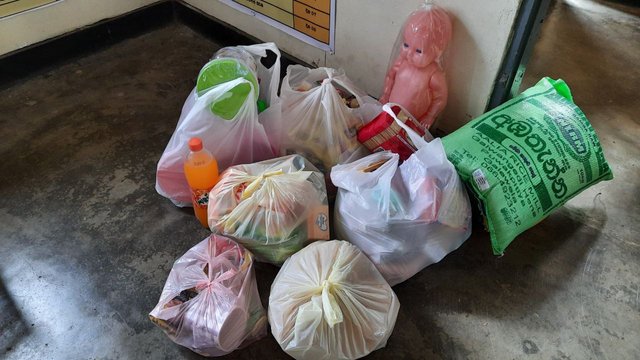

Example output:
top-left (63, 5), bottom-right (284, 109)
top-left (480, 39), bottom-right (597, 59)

top-left (0, 0), bottom-right (159, 56)
top-left (184, 0), bottom-right (522, 132)
top-left (0, 0), bottom-right (522, 131)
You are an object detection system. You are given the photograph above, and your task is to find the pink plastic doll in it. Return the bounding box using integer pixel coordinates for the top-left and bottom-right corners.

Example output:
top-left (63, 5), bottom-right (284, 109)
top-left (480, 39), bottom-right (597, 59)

top-left (380, 5), bottom-right (452, 129)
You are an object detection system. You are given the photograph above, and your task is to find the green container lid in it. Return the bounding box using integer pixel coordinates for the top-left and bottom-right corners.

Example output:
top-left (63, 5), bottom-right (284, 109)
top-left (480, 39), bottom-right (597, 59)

top-left (196, 58), bottom-right (259, 120)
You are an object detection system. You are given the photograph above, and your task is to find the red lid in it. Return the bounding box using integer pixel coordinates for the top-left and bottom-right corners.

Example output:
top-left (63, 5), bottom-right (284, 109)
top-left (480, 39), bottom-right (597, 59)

top-left (188, 137), bottom-right (203, 152)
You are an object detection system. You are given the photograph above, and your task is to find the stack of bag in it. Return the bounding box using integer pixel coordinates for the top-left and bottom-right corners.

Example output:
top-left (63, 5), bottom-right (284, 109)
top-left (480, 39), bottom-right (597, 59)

top-left (151, 43), bottom-right (404, 359)
top-left (149, 11), bottom-right (613, 356)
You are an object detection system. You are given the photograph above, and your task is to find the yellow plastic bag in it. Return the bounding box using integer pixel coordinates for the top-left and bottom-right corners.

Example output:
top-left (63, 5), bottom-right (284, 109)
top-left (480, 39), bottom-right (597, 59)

top-left (208, 155), bottom-right (329, 265)
top-left (269, 240), bottom-right (399, 360)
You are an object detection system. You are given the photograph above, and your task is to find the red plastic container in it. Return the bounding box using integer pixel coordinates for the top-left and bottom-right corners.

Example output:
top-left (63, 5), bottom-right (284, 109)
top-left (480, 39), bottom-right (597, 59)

top-left (357, 105), bottom-right (427, 161)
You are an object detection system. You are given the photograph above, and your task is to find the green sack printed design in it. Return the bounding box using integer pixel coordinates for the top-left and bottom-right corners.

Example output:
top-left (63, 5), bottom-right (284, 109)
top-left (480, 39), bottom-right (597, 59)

top-left (442, 77), bottom-right (613, 254)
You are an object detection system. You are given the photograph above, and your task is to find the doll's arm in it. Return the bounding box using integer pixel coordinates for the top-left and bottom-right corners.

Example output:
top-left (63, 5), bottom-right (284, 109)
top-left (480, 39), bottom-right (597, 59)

top-left (380, 58), bottom-right (403, 104)
top-left (420, 70), bottom-right (448, 129)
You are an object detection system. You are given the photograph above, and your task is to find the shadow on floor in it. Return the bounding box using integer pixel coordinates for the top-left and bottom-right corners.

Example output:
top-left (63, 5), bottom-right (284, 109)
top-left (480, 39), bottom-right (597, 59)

top-left (370, 203), bottom-right (608, 357)
top-left (0, 275), bottom-right (30, 357)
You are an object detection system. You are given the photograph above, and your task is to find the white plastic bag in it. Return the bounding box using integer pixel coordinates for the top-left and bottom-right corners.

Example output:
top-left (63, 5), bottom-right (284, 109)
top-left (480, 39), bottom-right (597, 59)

top-left (269, 240), bottom-right (399, 360)
top-left (331, 104), bottom-right (472, 286)
top-left (149, 234), bottom-right (267, 357)
top-left (280, 65), bottom-right (381, 175)
top-left (239, 43), bottom-right (281, 107)
top-left (156, 43), bottom-right (282, 207)
top-left (208, 155), bottom-right (329, 265)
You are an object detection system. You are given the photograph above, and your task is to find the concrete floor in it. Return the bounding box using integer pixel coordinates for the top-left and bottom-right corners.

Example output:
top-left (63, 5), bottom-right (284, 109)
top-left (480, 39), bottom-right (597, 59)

top-left (0, 1), bottom-right (638, 359)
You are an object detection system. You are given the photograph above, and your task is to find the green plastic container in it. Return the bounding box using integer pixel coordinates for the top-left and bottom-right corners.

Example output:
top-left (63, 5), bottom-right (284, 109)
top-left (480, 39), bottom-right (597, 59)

top-left (196, 49), bottom-right (259, 120)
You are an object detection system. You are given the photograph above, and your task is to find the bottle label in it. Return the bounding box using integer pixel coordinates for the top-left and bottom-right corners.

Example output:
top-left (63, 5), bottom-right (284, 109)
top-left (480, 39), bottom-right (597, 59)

top-left (307, 205), bottom-right (330, 240)
top-left (191, 188), bottom-right (210, 208)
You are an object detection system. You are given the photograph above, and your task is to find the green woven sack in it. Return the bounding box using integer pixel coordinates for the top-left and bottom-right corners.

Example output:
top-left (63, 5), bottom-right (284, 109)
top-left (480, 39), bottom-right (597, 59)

top-left (442, 78), bottom-right (613, 254)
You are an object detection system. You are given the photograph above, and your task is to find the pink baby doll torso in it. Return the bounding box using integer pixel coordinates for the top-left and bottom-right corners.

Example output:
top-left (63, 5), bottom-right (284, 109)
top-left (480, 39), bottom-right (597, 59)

top-left (381, 6), bottom-right (452, 129)
top-left (388, 62), bottom-right (440, 124)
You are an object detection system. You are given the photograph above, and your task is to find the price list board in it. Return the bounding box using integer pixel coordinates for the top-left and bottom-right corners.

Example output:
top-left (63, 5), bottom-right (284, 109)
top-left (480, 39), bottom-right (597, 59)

top-left (221, 0), bottom-right (335, 51)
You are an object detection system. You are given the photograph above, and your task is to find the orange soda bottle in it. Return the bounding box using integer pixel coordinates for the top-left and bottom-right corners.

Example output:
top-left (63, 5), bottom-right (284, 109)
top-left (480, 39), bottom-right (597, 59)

top-left (184, 137), bottom-right (219, 228)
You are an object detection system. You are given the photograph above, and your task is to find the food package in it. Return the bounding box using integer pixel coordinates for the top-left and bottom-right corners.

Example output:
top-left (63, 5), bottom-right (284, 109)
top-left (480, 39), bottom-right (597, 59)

top-left (269, 240), bottom-right (399, 360)
top-left (149, 234), bottom-right (267, 356)
top-left (442, 77), bottom-right (613, 254)
top-left (207, 155), bottom-right (329, 265)
top-left (155, 43), bottom-right (282, 207)
top-left (357, 103), bottom-right (433, 161)
top-left (332, 132), bottom-right (471, 286)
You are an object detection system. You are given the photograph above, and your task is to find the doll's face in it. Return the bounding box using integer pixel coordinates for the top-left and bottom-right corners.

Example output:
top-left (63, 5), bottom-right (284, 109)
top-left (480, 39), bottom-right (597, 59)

top-left (401, 28), bottom-right (439, 68)
top-left (399, 8), bottom-right (451, 68)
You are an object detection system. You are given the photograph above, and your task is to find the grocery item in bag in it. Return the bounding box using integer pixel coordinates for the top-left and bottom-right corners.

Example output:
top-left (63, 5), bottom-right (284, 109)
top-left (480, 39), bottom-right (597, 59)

top-left (196, 46), bottom-right (261, 120)
top-left (357, 103), bottom-right (432, 161)
top-left (269, 240), bottom-right (399, 360)
top-left (208, 155), bottom-right (329, 265)
top-left (333, 118), bottom-right (471, 285)
top-left (156, 43), bottom-right (282, 207)
top-left (184, 137), bottom-right (219, 228)
top-left (442, 77), bottom-right (613, 254)
top-left (149, 234), bottom-right (266, 356)
top-left (280, 65), bottom-right (381, 175)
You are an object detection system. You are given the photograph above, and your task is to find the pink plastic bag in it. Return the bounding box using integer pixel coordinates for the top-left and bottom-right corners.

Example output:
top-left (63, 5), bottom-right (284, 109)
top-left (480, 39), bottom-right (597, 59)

top-left (149, 234), bottom-right (267, 356)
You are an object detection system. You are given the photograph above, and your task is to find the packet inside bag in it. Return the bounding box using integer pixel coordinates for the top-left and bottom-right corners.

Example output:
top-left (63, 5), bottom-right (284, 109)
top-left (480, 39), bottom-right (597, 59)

top-left (268, 240), bottom-right (400, 360)
top-left (442, 77), bottom-right (613, 254)
top-left (280, 65), bottom-right (381, 176)
top-left (149, 234), bottom-right (267, 357)
top-left (357, 103), bottom-right (434, 161)
top-left (208, 155), bottom-right (329, 265)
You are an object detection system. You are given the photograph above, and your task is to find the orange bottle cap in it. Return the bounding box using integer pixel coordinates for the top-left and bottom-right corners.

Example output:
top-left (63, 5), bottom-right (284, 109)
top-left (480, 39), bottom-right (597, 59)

top-left (188, 137), bottom-right (203, 151)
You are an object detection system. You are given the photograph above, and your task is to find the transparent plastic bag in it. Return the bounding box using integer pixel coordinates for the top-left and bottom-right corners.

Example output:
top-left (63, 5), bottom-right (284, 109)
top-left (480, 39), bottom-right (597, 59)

top-left (155, 43), bottom-right (282, 207)
top-left (379, 3), bottom-right (452, 129)
top-left (149, 234), bottom-right (267, 357)
top-left (207, 155), bottom-right (329, 265)
top-left (280, 65), bottom-right (381, 175)
top-left (331, 105), bottom-right (471, 286)
top-left (239, 43), bottom-right (282, 107)
top-left (269, 240), bottom-right (399, 360)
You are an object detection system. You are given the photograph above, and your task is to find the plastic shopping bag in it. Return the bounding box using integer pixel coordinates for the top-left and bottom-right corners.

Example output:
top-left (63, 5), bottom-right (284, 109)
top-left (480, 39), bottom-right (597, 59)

top-left (269, 240), bottom-right (399, 360)
top-left (149, 234), bottom-right (267, 357)
top-left (442, 77), bottom-right (613, 254)
top-left (332, 104), bottom-right (472, 286)
top-left (280, 65), bottom-right (381, 175)
top-left (156, 43), bottom-right (282, 207)
top-left (207, 155), bottom-right (329, 265)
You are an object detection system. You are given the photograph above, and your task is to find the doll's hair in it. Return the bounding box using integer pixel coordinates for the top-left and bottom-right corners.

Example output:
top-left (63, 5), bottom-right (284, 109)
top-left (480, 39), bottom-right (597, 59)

top-left (404, 6), bottom-right (453, 54)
